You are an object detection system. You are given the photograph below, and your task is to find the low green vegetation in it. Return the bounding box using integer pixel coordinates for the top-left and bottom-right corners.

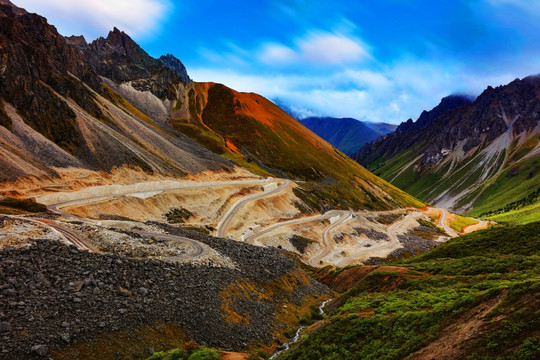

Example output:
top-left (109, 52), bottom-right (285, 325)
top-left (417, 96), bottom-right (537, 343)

top-left (277, 222), bottom-right (540, 360)
top-left (449, 214), bottom-right (478, 233)
top-left (147, 346), bottom-right (219, 360)
top-left (0, 197), bottom-right (47, 214)
top-left (164, 207), bottom-right (193, 224)
top-left (480, 187), bottom-right (539, 218)
top-left (468, 156), bottom-right (540, 219)
top-left (486, 202), bottom-right (540, 225)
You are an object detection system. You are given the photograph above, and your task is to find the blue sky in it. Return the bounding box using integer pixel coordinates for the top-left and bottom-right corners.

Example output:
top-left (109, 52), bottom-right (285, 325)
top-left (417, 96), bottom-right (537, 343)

top-left (14, 0), bottom-right (540, 123)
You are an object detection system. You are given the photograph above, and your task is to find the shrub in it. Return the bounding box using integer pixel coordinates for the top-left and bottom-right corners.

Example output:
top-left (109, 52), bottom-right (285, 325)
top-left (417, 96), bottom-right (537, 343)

top-left (187, 347), bottom-right (219, 360)
top-left (164, 207), bottom-right (193, 224)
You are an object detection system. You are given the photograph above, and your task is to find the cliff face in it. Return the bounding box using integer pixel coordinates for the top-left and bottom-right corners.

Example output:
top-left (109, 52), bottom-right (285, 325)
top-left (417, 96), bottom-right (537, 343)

top-left (0, 1), bottom-right (102, 153)
top-left (68, 27), bottom-right (191, 100)
top-left (354, 78), bottom-right (540, 213)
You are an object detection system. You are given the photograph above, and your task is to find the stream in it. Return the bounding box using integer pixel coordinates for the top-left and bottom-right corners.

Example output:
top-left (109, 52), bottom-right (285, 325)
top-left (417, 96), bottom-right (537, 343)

top-left (269, 299), bottom-right (333, 359)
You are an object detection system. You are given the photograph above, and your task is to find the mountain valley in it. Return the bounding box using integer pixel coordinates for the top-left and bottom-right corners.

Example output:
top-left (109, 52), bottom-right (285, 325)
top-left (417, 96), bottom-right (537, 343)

top-left (0, 1), bottom-right (538, 359)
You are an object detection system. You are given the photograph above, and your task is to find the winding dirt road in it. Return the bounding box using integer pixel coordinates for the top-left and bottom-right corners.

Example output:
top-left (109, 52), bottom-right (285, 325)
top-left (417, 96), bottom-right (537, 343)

top-left (39, 179), bottom-right (276, 210)
top-left (335, 212), bottom-right (420, 267)
top-left (135, 230), bottom-right (207, 260)
top-left (244, 210), bottom-right (342, 245)
top-left (439, 208), bottom-right (457, 236)
top-left (9, 216), bottom-right (94, 252)
top-left (216, 180), bottom-right (291, 238)
top-left (309, 211), bottom-right (353, 267)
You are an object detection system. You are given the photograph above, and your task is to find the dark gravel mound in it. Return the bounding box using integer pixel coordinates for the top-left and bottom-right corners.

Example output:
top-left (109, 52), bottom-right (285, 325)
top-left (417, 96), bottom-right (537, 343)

top-left (0, 233), bottom-right (328, 359)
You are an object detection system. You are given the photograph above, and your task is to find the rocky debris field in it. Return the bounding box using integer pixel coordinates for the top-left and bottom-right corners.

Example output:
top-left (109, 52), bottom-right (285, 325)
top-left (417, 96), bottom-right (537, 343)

top-left (0, 225), bottom-right (328, 359)
top-left (68, 222), bottom-right (234, 268)
top-left (0, 216), bottom-right (64, 248)
top-left (366, 231), bottom-right (440, 265)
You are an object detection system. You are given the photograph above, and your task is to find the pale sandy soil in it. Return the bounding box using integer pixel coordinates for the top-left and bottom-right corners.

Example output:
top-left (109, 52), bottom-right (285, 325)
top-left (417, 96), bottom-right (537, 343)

top-left (62, 185), bottom-right (261, 225)
top-left (251, 218), bottom-right (327, 256)
top-left (0, 165), bottom-right (257, 199)
top-left (226, 182), bottom-right (302, 239)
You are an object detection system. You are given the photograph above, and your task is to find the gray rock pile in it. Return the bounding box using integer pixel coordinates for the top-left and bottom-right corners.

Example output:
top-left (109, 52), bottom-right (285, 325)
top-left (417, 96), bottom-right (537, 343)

top-left (0, 226), bottom-right (328, 359)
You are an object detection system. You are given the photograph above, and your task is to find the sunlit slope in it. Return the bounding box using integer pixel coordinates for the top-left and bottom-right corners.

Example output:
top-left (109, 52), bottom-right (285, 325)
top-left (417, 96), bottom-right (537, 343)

top-left (170, 82), bottom-right (422, 210)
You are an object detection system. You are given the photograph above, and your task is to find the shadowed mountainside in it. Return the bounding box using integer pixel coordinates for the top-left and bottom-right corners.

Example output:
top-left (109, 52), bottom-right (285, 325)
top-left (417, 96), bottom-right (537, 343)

top-left (0, 0), bottom-right (232, 182)
top-left (299, 117), bottom-right (383, 156)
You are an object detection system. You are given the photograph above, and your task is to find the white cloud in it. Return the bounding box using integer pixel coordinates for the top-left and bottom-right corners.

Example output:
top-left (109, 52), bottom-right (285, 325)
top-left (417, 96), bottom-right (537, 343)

top-left (258, 43), bottom-right (297, 64)
top-left (257, 31), bottom-right (371, 66)
top-left (297, 32), bottom-right (371, 64)
top-left (189, 56), bottom-right (533, 124)
top-left (14, 0), bottom-right (171, 39)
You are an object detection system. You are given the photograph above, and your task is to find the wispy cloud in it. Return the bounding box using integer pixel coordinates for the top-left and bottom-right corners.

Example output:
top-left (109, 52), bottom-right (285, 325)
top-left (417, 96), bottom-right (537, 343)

top-left (14, 0), bottom-right (172, 40)
top-left (257, 31), bottom-right (371, 66)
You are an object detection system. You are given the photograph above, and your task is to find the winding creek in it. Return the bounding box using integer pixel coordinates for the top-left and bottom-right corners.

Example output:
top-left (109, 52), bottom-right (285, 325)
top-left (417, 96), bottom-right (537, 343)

top-left (269, 299), bottom-right (333, 359)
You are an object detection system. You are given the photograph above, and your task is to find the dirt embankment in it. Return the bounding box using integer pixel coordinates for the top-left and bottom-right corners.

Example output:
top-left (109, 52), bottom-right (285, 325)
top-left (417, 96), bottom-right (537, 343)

top-left (0, 166), bottom-right (257, 200)
top-left (62, 185), bottom-right (262, 226)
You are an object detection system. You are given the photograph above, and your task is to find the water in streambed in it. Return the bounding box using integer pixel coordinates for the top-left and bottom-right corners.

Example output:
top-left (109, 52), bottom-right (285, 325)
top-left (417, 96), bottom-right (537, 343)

top-left (269, 299), bottom-right (333, 359)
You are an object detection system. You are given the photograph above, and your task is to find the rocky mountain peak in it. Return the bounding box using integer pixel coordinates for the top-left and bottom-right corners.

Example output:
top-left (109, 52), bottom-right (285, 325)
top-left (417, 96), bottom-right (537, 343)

top-left (89, 27), bottom-right (145, 59)
top-left (65, 35), bottom-right (88, 48)
top-left (159, 54), bottom-right (191, 82)
top-left (0, 0), bottom-right (27, 15)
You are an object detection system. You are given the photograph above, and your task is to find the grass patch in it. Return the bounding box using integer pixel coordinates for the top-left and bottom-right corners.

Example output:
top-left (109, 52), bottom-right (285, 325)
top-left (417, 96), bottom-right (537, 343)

top-left (449, 214), bottom-right (478, 233)
top-left (147, 345), bottom-right (219, 360)
top-left (164, 207), bottom-right (193, 224)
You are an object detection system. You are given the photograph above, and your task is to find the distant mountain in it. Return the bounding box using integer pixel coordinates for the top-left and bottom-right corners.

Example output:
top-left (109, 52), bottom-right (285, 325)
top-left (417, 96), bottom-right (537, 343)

top-left (355, 84), bottom-right (540, 217)
top-left (0, 0), bottom-right (420, 210)
top-left (364, 121), bottom-right (398, 135)
top-left (299, 117), bottom-right (382, 155)
top-left (270, 98), bottom-right (320, 120)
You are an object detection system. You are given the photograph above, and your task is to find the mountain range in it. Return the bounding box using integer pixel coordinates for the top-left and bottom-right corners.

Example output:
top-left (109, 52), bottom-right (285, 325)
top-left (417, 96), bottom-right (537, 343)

top-left (355, 83), bottom-right (540, 221)
top-left (299, 117), bottom-right (396, 156)
top-left (0, 0), bottom-right (420, 211)
top-left (0, 1), bottom-right (538, 360)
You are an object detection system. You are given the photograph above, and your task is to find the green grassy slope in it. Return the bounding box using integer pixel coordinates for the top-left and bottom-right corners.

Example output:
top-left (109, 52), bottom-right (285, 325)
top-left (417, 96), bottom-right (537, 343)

top-left (466, 156), bottom-right (540, 220)
top-left (277, 222), bottom-right (540, 360)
